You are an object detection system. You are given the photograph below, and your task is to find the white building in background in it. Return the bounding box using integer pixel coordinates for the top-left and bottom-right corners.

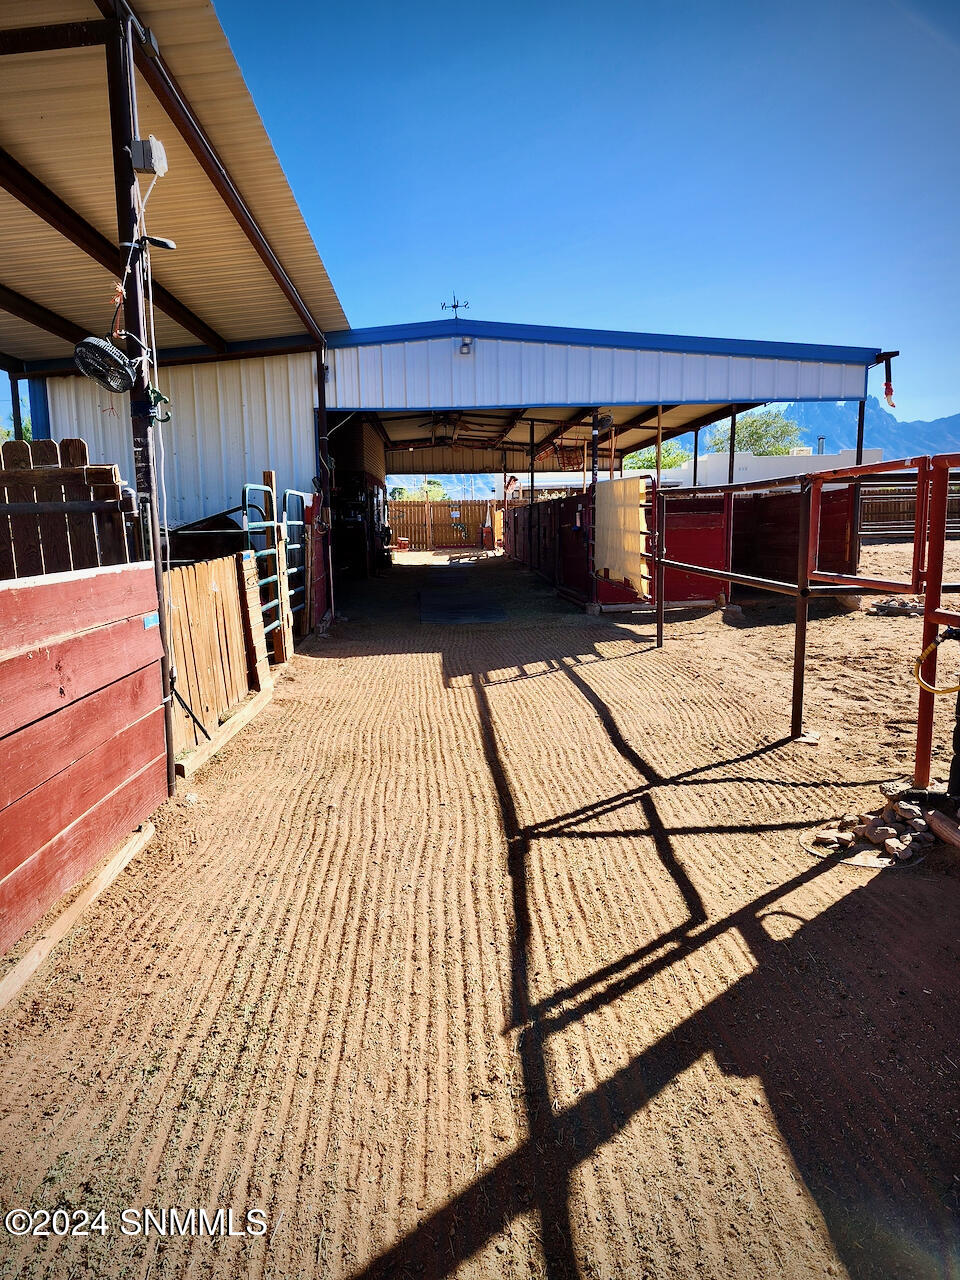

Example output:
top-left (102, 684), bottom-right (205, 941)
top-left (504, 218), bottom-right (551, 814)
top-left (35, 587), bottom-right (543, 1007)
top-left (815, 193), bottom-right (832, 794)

top-left (494, 447), bottom-right (883, 498)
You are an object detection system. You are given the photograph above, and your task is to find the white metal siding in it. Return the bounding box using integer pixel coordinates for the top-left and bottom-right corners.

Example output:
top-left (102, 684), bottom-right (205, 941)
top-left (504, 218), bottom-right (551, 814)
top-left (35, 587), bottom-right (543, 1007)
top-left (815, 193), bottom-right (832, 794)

top-left (328, 337), bottom-right (867, 410)
top-left (46, 353), bottom-right (318, 528)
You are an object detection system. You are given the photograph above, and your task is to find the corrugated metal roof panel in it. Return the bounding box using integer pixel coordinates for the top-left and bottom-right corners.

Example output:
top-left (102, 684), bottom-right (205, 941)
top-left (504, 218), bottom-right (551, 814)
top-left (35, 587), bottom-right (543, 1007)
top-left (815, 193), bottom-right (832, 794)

top-left (0, 0), bottom-right (347, 362)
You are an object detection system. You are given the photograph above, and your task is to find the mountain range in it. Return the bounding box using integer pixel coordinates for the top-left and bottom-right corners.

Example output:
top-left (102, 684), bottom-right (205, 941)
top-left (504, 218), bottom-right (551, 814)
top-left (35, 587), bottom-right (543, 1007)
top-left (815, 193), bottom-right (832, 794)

top-left (783, 396), bottom-right (960, 460)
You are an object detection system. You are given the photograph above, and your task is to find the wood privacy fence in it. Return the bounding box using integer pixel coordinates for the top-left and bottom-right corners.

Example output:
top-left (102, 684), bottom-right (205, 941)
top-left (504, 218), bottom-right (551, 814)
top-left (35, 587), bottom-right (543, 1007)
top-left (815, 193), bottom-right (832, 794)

top-left (859, 482), bottom-right (960, 536)
top-left (163, 552), bottom-right (272, 757)
top-left (0, 437), bottom-right (138, 580)
top-left (0, 562), bottom-right (167, 954)
top-left (389, 498), bottom-right (495, 549)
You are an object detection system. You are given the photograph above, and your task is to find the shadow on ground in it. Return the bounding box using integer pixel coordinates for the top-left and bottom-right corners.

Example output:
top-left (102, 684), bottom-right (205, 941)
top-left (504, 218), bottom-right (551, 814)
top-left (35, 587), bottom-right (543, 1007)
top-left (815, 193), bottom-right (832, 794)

top-left (318, 554), bottom-right (960, 1280)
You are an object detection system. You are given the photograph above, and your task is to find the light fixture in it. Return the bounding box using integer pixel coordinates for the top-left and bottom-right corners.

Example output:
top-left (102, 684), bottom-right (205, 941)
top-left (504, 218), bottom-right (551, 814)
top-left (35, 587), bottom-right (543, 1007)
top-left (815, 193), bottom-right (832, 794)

top-left (459, 336), bottom-right (474, 356)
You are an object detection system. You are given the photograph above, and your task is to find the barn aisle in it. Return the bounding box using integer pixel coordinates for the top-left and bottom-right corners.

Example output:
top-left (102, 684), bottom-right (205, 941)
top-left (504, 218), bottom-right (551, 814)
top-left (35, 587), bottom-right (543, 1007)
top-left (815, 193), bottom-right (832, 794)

top-left (0, 555), bottom-right (957, 1280)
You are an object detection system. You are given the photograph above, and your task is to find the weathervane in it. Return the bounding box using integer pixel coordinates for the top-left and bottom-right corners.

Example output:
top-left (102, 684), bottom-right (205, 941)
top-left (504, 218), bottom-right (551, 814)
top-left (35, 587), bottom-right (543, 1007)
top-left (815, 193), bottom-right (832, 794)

top-left (441, 294), bottom-right (469, 320)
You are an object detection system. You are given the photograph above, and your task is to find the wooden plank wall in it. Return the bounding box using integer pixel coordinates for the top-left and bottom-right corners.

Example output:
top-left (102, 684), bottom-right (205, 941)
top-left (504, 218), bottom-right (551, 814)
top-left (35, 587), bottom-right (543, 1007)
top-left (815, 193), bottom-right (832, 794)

top-left (389, 499), bottom-right (493, 549)
top-left (0, 562), bottom-right (167, 955)
top-left (163, 554), bottom-right (265, 756)
top-left (0, 437), bottom-right (134, 581)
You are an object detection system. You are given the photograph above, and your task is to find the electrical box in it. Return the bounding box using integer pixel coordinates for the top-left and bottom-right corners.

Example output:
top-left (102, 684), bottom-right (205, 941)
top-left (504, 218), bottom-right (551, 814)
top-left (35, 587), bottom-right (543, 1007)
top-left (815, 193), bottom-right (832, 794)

top-left (131, 135), bottom-right (168, 177)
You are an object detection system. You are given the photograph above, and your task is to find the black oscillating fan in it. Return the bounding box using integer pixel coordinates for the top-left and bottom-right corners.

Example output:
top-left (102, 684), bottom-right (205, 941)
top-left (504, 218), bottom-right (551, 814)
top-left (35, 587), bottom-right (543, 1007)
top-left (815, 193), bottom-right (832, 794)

top-left (73, 334), bottom-right (139, 393)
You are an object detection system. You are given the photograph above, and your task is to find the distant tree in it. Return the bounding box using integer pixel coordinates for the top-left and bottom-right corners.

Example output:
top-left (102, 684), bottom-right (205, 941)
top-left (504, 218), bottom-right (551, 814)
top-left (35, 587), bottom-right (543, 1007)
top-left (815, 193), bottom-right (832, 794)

top-left (0, 411), bottom-right (31, 444)
top-left (623, 440), bottom-right (692, 470)
top-left (388, 478), bottom-right (449, 501)
top-left (709, 409), bottom-right (802, 457)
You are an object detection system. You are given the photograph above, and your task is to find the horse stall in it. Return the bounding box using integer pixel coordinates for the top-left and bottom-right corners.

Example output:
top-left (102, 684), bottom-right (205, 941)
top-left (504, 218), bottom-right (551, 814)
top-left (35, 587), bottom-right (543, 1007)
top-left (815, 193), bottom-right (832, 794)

top-left (505, 476), bottom-right (730, 608)
top-left (505, 475), bottom-right (858, 611)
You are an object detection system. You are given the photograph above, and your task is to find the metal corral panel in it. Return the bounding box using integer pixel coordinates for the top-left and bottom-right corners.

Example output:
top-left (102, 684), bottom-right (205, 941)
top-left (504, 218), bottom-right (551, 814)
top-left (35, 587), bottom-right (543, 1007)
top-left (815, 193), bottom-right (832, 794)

top-left (46, 354), bottom-right (317, 528)
top-left (328, 337), bottom-right (868, 410)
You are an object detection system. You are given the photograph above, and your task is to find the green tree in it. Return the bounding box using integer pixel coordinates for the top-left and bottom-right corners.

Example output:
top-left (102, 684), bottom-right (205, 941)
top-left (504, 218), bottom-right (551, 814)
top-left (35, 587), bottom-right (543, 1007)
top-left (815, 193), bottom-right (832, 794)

top-left (709, 409), bottom-right (802, 457)
top-left (388, 478), bottom-right (448, 501)
top-left (623, 440), bottom-right (691, 470)
top-left (0, 411), bottom-right (31, 444)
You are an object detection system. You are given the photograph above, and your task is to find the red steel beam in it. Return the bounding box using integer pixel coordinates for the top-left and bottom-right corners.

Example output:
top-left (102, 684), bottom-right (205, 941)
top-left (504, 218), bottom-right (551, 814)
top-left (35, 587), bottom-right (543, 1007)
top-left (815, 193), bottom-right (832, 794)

top-left (915, 462), bottom-right (951, 786)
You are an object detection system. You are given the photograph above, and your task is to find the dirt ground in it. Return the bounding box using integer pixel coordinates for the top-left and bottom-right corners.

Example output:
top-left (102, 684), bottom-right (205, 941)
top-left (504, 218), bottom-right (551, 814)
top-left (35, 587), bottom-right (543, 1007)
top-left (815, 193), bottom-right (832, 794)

top-left (1, 547), bottom-right (959, 1280)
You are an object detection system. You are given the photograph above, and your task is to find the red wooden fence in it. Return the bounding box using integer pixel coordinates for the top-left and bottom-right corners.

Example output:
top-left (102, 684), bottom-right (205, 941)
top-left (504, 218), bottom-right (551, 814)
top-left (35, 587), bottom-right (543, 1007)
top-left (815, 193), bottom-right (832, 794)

top-left (0, 562), bottom-right (167, 953)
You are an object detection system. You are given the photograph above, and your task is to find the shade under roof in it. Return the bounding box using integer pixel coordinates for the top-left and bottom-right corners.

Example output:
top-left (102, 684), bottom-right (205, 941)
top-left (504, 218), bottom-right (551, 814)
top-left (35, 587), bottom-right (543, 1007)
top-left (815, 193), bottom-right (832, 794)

top-left (0, 0), bottom-right (347, 366)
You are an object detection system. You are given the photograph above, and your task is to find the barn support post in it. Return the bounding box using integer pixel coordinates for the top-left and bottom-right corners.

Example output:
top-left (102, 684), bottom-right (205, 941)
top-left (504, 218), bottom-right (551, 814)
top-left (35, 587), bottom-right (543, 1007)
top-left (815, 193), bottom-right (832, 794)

top-left (727, 410), bottom-right (737, 485)
top-left (655, 483), bottom-right (665, 648)
top-left (692, 427), bottom-right (699, 487)
top-left (852, 397), bottom-right (866, 571)
top-left (790, 481), bottom-right (813, 739)
top-left (9, 374), bottom-right (22, 441)
top-left (314, 347), bottom-right (334, 626)
top-left (105, 14), bottom-right (176, 796)
top-left (655, 404), bottom-right (662, 486)
top-left (589, 410), bottom-right (599, 603)
top-left (528, 416), bottom-right (535, 562)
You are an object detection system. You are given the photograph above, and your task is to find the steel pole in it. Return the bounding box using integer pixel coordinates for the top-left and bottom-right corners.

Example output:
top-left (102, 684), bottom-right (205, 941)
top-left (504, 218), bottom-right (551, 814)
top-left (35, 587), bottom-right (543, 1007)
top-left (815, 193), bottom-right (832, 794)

top-left (528, 416), bottom-right (535, 565)
top-left (10, 374), bottom-right (22, 441)
top-left (791, 483), bottom-right (812, 739)
top-left (106, 16), bottom-right (175, 795)
top-left (727, 410), bottom-right (737, 485)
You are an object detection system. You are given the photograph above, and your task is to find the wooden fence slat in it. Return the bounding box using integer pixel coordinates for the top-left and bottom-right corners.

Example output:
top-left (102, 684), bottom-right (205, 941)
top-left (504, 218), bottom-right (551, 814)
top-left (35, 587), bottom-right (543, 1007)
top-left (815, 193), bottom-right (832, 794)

top-left (34, 476), bottom-right (72, 574)
top-left (28, 440), bottom-right (59, 466)
top-left (2, 442), bottom-right (41, 577)
top-left (58, 438), bottom-right (89, 466)
top-left (0, 475), bottom-right (13, 580)
top-left (161, 554), bottom-right (257, 757)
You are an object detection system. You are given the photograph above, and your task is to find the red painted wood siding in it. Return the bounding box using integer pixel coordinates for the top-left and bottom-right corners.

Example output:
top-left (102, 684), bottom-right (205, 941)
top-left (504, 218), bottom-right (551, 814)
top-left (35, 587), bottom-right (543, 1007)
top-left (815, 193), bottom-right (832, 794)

top-left (0, 562), bottom-right (166, 954)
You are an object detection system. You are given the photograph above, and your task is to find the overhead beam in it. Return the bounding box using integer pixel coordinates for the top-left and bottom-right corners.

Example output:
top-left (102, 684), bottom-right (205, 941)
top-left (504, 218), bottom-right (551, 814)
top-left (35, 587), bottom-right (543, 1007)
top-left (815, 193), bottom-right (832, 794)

top-left (92, 1), bottom-right (325, 344)
top-left (493, 407), bottom-right (528, 448)
top-left (537, 407), bottom-right (596, 454)
top-left (0, 350), bottom-right (25, 376)
top-left (0, 20), bottom-right (110, 56)
top-left (0, 145), bottom-right (227, 352)
top-left (0, 282), bottom-right (87, 346)
top-left (598, 405), bottom-right (661, 446)
top-left (609, 402), bottom-right (760, 455)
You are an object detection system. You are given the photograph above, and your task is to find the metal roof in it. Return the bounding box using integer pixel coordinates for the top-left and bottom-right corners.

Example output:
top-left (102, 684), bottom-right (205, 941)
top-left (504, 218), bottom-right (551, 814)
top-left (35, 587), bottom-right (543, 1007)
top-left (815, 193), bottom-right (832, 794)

top-left (0, 0), bottom-right (347, 368)
top-left (327, 318), bottom-right (881, 367)
top-left (326, 321), bottom-right (883, 471)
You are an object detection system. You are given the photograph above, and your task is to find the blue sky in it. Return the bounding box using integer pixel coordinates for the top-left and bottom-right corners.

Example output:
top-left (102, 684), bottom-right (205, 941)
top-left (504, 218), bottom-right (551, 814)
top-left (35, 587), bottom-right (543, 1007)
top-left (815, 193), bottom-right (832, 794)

top-left (214, 0), bottom-right (959, 423)
top-left (4, 0), bottom-right (958, 428)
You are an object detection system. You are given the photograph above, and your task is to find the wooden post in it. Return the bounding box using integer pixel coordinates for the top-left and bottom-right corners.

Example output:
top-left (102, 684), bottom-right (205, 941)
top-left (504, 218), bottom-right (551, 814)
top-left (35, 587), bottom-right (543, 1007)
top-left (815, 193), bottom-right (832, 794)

top-left (236, 550), bottom-right (271, 692)
top-left (105, 14), bottom-right (175, 796)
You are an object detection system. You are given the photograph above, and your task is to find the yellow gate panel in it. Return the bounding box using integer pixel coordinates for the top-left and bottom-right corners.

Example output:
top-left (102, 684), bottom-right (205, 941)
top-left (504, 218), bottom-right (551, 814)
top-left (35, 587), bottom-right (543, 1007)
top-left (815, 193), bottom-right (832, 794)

top-left (594, 476), bottom-right (651, 593)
